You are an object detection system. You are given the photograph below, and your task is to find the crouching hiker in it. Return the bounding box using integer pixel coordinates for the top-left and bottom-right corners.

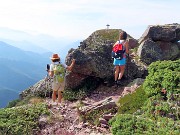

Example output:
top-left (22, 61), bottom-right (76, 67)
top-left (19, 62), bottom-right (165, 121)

top-left (48, 53), bottom-right (75, 105)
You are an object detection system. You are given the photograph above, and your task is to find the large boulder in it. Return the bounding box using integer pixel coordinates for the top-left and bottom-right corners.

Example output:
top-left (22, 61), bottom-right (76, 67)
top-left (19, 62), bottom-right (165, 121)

top-left (138, 39), bottom-right (163, 65)
top-left (65, 29), bottom-right (146, 90)
top-left (139, 23), bottom-right (180, 43)
top-left (138, 24), bottom-right (180, 65)
top-left (128, 38), bottom-right (139, 49)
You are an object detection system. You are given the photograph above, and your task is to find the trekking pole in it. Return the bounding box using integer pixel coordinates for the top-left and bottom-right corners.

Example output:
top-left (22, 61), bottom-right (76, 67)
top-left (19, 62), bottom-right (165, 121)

top-left (45, 64), bottom-right (50, 98)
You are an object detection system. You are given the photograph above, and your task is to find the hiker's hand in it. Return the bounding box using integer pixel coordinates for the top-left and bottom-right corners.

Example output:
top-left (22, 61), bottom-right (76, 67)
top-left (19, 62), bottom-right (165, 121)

top-left (46, 64), bottom-right (50, 72)
top-left (72, 59), bottom-right (76, 64)
top-left (67, 59), bottom-right (76, 71)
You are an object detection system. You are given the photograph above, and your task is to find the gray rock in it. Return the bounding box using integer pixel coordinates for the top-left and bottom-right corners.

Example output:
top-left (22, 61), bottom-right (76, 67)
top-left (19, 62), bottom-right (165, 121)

top-left (38, 115), bottom-right (49, 128)
top-left (138, 39), bottom-right (163, 65)
top-left (102, 114), bottom-right (114, 121)
top-left (20, 77), bottom-right (52, 99)
top-left (139, 23), bottom-right (180, 43)
top-left (99, 118), bottom-right (108, 125)
top-left (138, 39), bottom-right (180, 65)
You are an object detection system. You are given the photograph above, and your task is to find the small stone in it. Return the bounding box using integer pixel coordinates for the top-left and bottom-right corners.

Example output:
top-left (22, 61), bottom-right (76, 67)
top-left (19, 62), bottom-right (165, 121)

top-left (85, 128), bottom-right (91, 133)
top-left (99, 118), bottom-right (108, 125)
top-left (103, 114), bottom-right (114, 121)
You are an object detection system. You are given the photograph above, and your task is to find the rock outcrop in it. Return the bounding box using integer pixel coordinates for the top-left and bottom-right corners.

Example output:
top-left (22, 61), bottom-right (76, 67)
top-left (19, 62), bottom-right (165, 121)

top-left (20, 29), bottom-right (144, 99)
top-left (65, 29), bottom-right (145, 90)
top-left (138, 23), bottom-right (180, 65)
top-left (20, 24), bottom-right (180, 98)
top-left (20, 76), bottom-right (52, 99)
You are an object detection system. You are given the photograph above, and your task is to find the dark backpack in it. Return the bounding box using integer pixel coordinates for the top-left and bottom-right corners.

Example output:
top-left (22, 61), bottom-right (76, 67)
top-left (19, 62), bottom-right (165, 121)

top-left (112, 41), bottom-right (126, 60)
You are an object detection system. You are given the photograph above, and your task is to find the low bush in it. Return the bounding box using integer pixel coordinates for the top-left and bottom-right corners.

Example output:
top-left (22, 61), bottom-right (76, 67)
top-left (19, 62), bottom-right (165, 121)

top-left (109, 60), bottom-right (180, 135)
top-left (143, 60), bottom-right (180, 97)
top-left (142, 94), bottom-right (179, 120)
top-left (109, 114), bottom-right (179, 135)
top-left (0, 103), bottom-right (49, 135)
top-left (6, 99), bottom-right (21, 108)
top-left (118, 85), bottom-right (148, 114)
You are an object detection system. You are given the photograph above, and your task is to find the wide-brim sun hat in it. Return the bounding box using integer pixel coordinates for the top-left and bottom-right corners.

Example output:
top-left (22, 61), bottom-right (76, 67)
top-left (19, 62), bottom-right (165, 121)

top-left (50, 54), bottom-right (60, 60)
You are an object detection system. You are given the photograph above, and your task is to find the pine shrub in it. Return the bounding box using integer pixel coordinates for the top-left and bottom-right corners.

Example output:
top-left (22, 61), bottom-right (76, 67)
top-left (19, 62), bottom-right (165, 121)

top-left (0, 103), bottom-right (49, 135)
top-left (109, 60), bottom-right (180, 135)
top-left (143, 60), bottom-right (180, 97)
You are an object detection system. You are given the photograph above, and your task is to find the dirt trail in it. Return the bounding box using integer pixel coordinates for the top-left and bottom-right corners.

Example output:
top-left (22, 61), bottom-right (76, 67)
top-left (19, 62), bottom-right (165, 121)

top-left (37, 85), bottom-right (125, 135)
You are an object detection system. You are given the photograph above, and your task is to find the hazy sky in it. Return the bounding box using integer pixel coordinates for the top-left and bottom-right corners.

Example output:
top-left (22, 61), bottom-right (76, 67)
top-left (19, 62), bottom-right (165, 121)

top-left (0, 0), bottom-right (179, 40)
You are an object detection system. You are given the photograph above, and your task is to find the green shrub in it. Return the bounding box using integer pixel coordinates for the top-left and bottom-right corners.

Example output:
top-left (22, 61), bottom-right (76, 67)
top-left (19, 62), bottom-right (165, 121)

top-left (143, 60), bottom-right (180, 97)
top-left (0, 103), bottom-right (49, 135)
top-left (142, 94), bottom-right (179, 120)
top-left (6, 99), bottom-right (21, 108)
top-left (63, 77), bottom-right (100, 101)
top-left (118, 85), bottom-right (148, 114)
top-left (109, 60), bottom-right (180, 135)
top-left (63, 88), bottom-right (87, 101)
top-left (82, 108), bottom-right (117, 126)
top-left (109, 114), bottom-right (179, 135)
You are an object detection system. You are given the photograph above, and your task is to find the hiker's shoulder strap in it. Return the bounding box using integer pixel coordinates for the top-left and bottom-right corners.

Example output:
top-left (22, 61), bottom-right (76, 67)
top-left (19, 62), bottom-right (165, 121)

top-left (50, 62), bottom-right (60, 71)
top-left (119, 40), bottom-right (126, 44)
top-left (49, 63), bottom-right (54, 71)
top-left (61, 63), bottom-right (66, 68)
top-left (113, 41), bottom-right (120, 47)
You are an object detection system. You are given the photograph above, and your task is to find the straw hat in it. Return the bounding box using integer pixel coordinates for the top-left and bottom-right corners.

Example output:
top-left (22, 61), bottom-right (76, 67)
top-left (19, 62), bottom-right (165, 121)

top-left (50, 54), bottom-right (60, 60)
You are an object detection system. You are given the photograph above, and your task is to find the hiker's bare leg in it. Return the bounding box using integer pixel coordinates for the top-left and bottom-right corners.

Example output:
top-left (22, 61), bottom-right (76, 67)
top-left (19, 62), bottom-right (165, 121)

top-left (52, 90), bottom-right (56, 102)
top-left (115, 66), bottom-right (120, 81)
top-left (118, 65), bottom-right (125, 80)
top-left (58, 90), bottom-right (62, 103)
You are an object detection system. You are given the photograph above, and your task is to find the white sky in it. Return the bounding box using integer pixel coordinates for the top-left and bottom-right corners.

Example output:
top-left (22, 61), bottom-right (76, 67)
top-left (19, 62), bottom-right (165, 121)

top-left (0, 0), bottom-right (179, 40)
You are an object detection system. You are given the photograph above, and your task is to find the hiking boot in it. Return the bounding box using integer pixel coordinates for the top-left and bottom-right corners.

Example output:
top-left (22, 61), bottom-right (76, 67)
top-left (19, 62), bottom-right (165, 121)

top-left (112, 81), bottom-right (118, 88)
top-left (117, 80), bottom-right (121, 86)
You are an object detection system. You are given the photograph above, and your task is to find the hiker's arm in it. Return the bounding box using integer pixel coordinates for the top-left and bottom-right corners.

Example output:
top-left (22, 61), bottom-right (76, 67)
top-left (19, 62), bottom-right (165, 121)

top-left (66, 59), bottom-right (76, 71)
top-left (125, 41), bottom-right (129, 54)
top-left (49, 71), bottom-right (54, 77)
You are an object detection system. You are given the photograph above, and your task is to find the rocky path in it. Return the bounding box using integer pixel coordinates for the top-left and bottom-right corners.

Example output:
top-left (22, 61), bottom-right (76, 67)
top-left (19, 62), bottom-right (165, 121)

top-left (37, 82), bottom-right (139, 135)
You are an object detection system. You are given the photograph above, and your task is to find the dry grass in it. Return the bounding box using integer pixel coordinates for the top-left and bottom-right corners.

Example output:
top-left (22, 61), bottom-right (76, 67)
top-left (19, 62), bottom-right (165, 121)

top-left (29, 97), bottom-right (44, 104)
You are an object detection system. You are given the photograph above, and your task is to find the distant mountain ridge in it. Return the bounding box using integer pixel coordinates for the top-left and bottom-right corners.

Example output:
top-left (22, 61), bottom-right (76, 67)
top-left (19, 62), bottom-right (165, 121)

top-left (0, 28), bottom-right (80, 108)
top-left (0, 41), bottom-right (51, 108)
top-left (0, 27), bottom-right (80, 56)
top-left (0, 39), bottom-right (80, 108)
top-left (0, 39), bottom-right (49, 54)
